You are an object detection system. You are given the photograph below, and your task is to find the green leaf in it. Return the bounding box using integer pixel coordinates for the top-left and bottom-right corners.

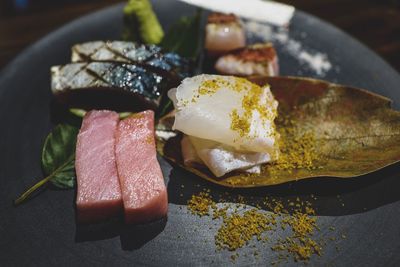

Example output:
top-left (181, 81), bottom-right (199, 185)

top-left (157, 76), bottom-right (400, 188)
top-left (41, 124), bottom-right (79, 188)
top-left (14, 124), bottom-right (79, 205)
top-left (161, 10), bottom-right (202, 58)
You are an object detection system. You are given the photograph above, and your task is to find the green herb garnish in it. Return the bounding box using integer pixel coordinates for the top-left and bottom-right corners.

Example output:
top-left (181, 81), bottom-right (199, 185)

top-left (161, 10), bottom-right (202, 58)
top-left (14, 124), bottom-right (79, 205)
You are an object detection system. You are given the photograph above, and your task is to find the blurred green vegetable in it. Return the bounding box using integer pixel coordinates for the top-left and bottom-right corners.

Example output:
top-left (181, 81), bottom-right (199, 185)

top-left (161, 10), bottom-right (202, 58)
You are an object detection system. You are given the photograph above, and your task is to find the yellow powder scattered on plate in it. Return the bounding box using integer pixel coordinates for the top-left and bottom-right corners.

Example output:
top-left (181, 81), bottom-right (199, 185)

top-left (186, 190), bottom-right (333, 263)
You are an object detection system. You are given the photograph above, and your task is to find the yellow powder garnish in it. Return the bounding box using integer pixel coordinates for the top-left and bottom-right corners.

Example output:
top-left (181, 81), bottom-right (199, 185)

top-left (272, 237), bottom-right (322, 262)
top-left (215, 209), bottom-right (273, 251)
top-left (187, 191), bottom-right (215, 217)
top-left (198, 78), bottom-right (224, 96)
top-left (267, 116), bottom-right (319, 174)
top-left (282, 211), bottom-right (317, 237)
top-left (195, 77), bottom-right (249, 100)
top-left (229, 81), bottom-right (277, 139)
top-left (186, 190), bottom-right (330, 263)
top-left (230, 109), bottom-right (250, 138)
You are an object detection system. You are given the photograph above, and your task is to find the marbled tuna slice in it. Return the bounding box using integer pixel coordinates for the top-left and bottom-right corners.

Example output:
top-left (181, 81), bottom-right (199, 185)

top-left (115, 110), bottom-right (168, 224)
top-left (75, 110), bottom-right (122, 223)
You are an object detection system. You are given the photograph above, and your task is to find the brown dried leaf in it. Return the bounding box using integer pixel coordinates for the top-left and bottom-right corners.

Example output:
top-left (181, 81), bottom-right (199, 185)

top-left (156, 76), bottom-right (400, 188)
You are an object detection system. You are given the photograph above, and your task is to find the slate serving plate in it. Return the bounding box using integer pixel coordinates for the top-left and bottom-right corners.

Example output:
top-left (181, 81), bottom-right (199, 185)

top-left (1, 1), bottom-right (400, 266)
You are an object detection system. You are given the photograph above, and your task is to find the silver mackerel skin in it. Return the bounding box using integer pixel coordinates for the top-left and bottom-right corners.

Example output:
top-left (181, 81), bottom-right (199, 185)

top-left (51, 62), bottom-right (170, 104)
top-left (71, 41), bottom-right (191, 78)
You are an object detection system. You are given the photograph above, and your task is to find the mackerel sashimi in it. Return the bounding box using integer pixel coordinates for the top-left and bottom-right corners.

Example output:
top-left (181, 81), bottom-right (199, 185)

top-left (51, 62), bottom-right (174, 111)
top-left (75, 110), bottom-right (122, 223)
top-left (115, 110), bottom-right (168, 224)
top-left (71, 41), bottom-right (191, 79)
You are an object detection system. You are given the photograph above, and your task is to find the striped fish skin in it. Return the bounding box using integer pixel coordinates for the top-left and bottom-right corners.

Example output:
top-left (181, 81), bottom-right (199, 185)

top-left (51, 62), bottom-right (173, 110)
top-left (71, 41), bottom-right (191, 79)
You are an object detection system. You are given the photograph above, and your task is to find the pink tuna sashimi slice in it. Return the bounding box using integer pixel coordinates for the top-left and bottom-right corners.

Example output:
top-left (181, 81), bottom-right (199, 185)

top-left (75, 110), bottom-right (122, 223)
top-left (115, 110), bottom-right (168, 224)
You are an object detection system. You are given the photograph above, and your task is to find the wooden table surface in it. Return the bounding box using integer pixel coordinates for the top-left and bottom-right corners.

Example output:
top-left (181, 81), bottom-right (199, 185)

top-left (0, 0), bottom-right (399, 72)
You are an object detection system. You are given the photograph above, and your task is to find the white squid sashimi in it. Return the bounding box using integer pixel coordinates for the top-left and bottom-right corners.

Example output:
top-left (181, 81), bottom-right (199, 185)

top-left (183, 135), bottom-right (270, 177)
top-left (168, 74), bottom-right (279, 154)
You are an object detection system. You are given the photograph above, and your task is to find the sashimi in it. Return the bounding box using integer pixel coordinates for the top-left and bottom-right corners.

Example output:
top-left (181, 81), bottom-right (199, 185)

top-left (187, 135), bottom-right (270, 177)
top-left (115, 110), bottom-right (168, 224)
top-left (75, 110), bottom-right (122, 223)
top-left (205, 13), bottom-right (246, 54)
top-left (215, 43), bottom-right (279, 76)
top-left (168, 74), bottom-right (279, 154)
top-left (71, 41), bottom-right (191, 79)
top-left (51, 62), bottom-right (174, 111)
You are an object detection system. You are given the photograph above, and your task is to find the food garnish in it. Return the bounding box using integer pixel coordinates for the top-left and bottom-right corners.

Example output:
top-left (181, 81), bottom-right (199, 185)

top-left (160, 10), bottom-right (203, 59)
top-left (187, 190), bottom-right (326, 263)
top-left (123, 0), bottom-right (164, 44)
top-left (14, 124), bottom-right (79, 205)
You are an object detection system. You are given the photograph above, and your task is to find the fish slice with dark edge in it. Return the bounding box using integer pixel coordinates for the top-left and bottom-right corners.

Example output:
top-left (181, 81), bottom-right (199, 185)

top-left (51, 62), bottom-right (176, 111)
top-left (115, 110), bottom-right (168, 224)
top-left (75, 110), bottom-right (122, 223)
top-left (71, 41), bottom-right (191, 79)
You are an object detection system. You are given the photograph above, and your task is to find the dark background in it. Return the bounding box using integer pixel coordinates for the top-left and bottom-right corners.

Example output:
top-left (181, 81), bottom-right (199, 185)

top-left (0, 0), bottom-right (400, 72)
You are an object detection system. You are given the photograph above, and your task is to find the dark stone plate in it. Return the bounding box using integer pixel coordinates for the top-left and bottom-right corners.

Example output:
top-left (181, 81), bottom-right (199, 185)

top-left (1, 1), bottom-right (399, 266)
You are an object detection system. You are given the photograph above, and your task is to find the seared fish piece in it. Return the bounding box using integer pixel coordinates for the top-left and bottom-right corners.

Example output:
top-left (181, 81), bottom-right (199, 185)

top-left (51, 62), bottom-right (174, 111)
top-left (71, 41), bottom-right (191, 79)
top-left (205, 13), bottom-right (246, 55)
top-left (215, 43), bottom-right (279, 76)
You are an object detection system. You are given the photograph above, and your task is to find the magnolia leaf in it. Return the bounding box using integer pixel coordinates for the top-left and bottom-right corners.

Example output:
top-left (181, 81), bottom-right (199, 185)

top-left (156, 76), bottom-right (400, 188)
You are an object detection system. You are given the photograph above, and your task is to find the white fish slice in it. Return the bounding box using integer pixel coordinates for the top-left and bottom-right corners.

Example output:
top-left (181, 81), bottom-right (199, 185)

top-left (177, 0), bottom-right (295, 26)
top-left (169, 75), bottom-right (279, 154)
top-left (188, 136), bottom-right (271, 177)
top-left (181, 135), bottom-right (266, 176)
